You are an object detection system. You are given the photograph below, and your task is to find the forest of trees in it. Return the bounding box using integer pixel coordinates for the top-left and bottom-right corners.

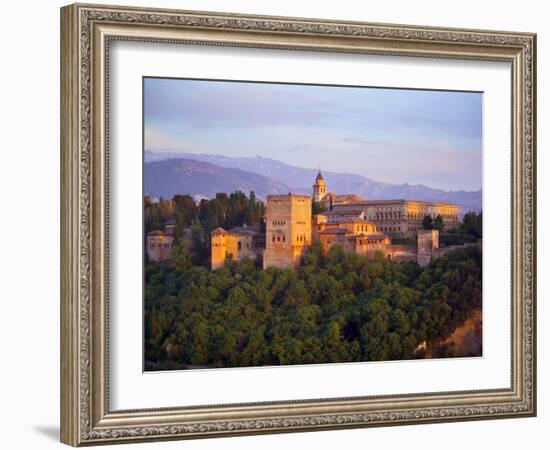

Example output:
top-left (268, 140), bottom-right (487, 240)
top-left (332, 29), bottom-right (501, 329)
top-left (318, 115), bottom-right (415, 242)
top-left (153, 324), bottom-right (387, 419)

top-left (144, 243), bottom-right (482, 370)
top-left (145, 191), bottom-right (265, 235)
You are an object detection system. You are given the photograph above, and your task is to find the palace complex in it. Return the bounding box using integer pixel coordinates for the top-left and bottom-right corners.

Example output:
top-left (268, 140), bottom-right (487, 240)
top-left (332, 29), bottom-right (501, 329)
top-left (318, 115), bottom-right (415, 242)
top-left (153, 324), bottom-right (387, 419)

top-left (207, 172), bottom-right (463, 270)
top-left (145, 171), bottom-right (467, 270)
top-left (313, 171), bottom-right (461, 237)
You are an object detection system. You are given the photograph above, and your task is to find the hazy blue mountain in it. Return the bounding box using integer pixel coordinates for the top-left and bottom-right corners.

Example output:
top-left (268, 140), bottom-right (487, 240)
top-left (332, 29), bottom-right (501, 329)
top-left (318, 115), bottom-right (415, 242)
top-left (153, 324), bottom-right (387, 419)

top-left (144, 151), bottom-right (482, 212)
top-left (144, 158), bottom-right (296, 201)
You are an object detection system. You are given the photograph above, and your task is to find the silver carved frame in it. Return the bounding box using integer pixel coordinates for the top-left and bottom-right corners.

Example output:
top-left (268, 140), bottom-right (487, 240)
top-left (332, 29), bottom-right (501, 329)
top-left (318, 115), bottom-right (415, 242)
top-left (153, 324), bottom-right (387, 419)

top-left (60, 3), bottom-right (537, 446)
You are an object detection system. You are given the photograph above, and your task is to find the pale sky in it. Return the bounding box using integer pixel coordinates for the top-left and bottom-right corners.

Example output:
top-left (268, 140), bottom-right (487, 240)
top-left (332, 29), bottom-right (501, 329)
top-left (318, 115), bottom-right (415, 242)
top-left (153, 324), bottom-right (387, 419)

top-left (144, 77), bottom-right (482, 191)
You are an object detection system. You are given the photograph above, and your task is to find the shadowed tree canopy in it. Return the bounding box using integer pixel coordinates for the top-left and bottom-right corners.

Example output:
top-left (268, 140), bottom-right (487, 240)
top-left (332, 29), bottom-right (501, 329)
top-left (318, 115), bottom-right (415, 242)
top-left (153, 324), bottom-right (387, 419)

top-left (433, 214), bottom-right (445, 233)
top-left (422, 215), bottom-right (433, 230)
top-left (440, 211), bottom-right (483, 246)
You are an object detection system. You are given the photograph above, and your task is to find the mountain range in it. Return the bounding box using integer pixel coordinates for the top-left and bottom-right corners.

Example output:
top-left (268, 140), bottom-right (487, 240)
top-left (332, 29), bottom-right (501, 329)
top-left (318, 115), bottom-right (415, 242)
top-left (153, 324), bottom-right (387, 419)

top-left (144, 151), bottom-right (482, 213)
top-left (144, 158), bottom-right (294, 201)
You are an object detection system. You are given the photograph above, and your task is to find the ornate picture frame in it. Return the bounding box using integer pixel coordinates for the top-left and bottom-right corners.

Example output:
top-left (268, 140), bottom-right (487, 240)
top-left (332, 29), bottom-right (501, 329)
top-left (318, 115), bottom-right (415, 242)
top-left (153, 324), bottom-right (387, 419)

top-left (60, 3), bottom-right (536, 446)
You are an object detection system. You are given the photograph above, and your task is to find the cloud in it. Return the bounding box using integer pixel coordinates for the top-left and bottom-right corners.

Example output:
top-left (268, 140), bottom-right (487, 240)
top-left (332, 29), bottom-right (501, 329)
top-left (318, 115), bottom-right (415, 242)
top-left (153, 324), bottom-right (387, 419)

top-left (144, 79), bottom-right (339, 130)
top-left (144, 126), bottom-right (209, 152)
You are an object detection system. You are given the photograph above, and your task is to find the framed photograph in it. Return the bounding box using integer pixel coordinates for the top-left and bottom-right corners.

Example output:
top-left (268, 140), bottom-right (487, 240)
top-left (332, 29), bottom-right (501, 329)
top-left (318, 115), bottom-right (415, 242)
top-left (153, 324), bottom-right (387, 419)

top-left (60, 3), bottom-right (536, 446)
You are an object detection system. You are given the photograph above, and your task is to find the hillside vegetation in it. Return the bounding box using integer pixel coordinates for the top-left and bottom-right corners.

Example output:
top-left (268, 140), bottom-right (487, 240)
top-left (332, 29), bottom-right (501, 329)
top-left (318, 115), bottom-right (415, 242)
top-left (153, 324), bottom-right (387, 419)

top-left (144, 244), bottom-right (482, 370)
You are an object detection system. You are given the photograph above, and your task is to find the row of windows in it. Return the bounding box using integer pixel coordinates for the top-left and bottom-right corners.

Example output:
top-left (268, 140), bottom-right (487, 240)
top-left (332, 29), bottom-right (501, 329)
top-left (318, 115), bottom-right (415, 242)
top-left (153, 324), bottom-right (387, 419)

top-left (374, 212), bottom-right (458, 221)
top-left (213, 242), bottom-right (256, 250)
top-left (376, 212), bottom-right (403, 220)
top-left (149, 243), bottom-right (170, 249)
top-left (380, 225), bottom-right (436, 232)
top-left (356, 225), bottom-right (372, 232)
top-left (270, 235), bottom-right (309, 243)
top-left (357, 240), bottom-right (382, 246)
top-left (375, 205), bottom-right (456, 213)
top-left (272, 221), bottom-right (286, 226)
top-left (380, 226), bottom-right (400, 232)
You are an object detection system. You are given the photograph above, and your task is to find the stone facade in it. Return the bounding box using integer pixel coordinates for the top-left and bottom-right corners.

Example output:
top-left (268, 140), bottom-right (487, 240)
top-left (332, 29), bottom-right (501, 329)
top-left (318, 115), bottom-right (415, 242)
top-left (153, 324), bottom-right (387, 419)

top-left (314, 218), bottom-right (390, 257)
top-left (319, 228), bottom-right (393, 259)
top-left (346, 234), bottom-right (395, 259)
top-left (263, 194), bottom-right (312, 269)
top-left (146, 230), bottom-right (174, 263)
top-left (210, 224), bottom-right (264, 270)
top-left (321, 200), bottom-right (460, 238)
top-left (417, 229), bottom-right (439, 267)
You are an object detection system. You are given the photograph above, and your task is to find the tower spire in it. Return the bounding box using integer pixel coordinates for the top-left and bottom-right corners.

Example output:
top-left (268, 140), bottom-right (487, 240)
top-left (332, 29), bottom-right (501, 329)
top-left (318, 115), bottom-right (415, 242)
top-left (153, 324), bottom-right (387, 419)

top-left (313, 166), bottom-right (327, 202)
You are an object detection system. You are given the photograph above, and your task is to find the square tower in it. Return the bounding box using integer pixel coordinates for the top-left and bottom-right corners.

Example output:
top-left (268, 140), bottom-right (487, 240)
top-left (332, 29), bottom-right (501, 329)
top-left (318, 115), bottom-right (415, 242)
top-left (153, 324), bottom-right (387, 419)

top-left (263, 194), bottom-right (312, 269)
top-left (210, 228), bottom-right (238, 270)
top-left (417, 229), bottom-right (439, 267)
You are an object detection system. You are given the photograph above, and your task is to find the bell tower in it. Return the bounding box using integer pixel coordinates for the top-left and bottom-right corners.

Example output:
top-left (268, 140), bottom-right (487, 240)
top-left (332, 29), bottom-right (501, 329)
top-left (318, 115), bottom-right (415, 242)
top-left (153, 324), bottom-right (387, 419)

top-left (312, 170), bottom-right (327, 202)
